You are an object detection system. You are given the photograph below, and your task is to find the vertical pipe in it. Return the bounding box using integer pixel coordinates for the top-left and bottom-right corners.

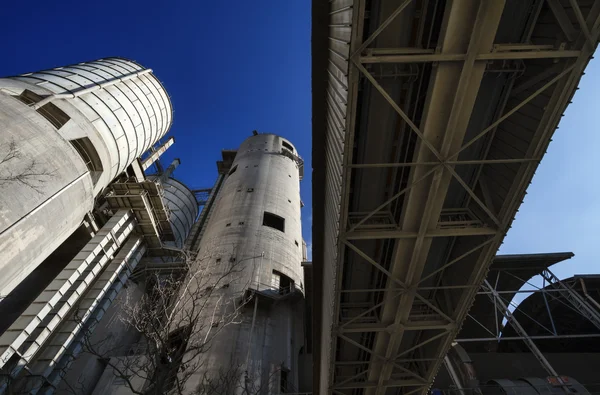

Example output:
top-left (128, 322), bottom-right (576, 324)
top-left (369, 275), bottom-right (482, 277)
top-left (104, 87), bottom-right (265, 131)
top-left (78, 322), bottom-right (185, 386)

top-left (160, 159), bottom-right (181, 183)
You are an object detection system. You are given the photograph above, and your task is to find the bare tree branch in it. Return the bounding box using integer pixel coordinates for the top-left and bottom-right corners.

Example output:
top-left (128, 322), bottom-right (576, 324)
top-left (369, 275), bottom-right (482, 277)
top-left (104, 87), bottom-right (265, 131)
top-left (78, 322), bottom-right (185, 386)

top-left (54, 245), bottom-right (269, 395)
top-left (0, 139), bottom-right (54, 194)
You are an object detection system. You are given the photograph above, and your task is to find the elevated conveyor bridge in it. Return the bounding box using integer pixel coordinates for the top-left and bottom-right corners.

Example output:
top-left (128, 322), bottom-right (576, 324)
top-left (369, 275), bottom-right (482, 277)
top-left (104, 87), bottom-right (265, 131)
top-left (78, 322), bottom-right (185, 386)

top-left (311, 1), bottom-right (600, 394)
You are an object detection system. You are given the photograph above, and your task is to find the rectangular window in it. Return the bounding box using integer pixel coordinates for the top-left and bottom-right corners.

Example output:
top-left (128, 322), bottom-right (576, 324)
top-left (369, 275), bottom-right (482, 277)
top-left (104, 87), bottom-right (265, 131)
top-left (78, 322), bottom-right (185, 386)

top-left (282, 140), bottom-right (293, 152)
top-left (263, 212), bottom-right (285, 232)
top-left (70, 137), bottom-right (103, 185)
top-left (272, 269), bottom-right (294, 295)
top-left (15, 90), bottom-right (70, 129)
top-left (70, 137), bottom-right (102, 172)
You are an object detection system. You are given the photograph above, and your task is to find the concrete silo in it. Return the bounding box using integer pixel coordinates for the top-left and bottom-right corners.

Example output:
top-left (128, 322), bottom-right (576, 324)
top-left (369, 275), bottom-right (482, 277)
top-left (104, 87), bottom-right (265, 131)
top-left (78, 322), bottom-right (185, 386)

top-left (0, 58), bottom-right (172, 296)
top-left (181, 133), bottom-right (307, 394)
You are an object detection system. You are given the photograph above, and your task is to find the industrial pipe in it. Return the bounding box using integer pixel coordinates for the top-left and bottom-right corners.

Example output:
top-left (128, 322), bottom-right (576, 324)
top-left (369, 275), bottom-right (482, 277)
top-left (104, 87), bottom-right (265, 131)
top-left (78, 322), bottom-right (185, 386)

top-left (159, 158), bottom-right (181, 183)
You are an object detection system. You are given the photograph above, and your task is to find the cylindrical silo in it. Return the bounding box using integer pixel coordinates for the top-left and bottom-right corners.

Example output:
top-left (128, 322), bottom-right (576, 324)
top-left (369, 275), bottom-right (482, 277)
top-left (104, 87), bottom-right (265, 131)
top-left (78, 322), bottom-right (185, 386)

top-left (0, 58), bottom-right (173, 297)
top-left (182, 134), bottom-right (305, 394)
top-left (149, 176), bottom-right (199, 248)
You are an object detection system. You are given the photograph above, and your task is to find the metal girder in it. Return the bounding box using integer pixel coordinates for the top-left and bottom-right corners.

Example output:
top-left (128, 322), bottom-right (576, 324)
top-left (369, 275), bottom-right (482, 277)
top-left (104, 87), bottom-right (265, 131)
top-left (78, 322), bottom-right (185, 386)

top-left (344, 227), bottom-right (497, 240)
top-left (547, 0), bottom-right (578, 41)
top-left (334, 379), bottom-right (424, 390)
top-left (357, 4), bottom-right (506, 394)
top-left (483, 279), bottom-right (560, 377)
top-left (456, 333), bottom-right (600, 342)
top-left (338, 321), bottom-right (453, 333)
top-left (344, 240), bottom-right (407, 289)
top-left (451, 64), bottom-right (577, 160)
top-left (319, 0), bottom-right (600, 393)
top-left (349, 158), bottom-right (541, 168)
top-left (359, 49), bottom-right (580, 63)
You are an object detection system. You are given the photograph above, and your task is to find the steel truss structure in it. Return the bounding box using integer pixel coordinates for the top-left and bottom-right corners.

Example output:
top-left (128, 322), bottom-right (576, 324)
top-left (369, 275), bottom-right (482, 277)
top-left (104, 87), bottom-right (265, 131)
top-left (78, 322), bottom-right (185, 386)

top-left (459, 271), bottom-right (600, 380)
top-left (458, 271), bottom-right (600, 344)
top-left (312, 1), bottom-right (600, 394)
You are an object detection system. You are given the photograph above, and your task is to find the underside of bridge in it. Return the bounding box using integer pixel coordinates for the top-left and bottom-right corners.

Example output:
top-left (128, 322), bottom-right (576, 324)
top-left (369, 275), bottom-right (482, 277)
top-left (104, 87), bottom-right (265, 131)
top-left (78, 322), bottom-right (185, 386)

top-left (311, 1), bottom-right (600, 394)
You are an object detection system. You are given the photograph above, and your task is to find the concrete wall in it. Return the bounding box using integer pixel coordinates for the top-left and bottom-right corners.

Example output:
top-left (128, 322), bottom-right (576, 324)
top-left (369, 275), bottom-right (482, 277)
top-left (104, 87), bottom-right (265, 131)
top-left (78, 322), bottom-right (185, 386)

top-left (183, 134), bottom-right (306, 394)
top-left (0, 58), bottom-right (172, 297)
top-left (0, 92), bottom-right (93, 297)
top-left (57, 283), bottom-right (145, 395)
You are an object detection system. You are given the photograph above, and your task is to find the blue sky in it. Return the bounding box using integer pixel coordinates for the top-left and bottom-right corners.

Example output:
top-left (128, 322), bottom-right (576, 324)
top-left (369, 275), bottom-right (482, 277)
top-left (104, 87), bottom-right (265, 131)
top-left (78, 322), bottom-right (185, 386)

top-left (1, 1), bottom-right (597, 281)
top-left (499, 56), bottom-right (600, 281)
top-left (0, 0), bottom-right (313, 251)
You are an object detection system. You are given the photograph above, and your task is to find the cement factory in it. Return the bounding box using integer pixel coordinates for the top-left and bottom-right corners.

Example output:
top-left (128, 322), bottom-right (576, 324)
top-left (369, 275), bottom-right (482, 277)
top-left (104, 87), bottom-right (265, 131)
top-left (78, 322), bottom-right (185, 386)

top-left (0, 0), bottom-right (600, 394)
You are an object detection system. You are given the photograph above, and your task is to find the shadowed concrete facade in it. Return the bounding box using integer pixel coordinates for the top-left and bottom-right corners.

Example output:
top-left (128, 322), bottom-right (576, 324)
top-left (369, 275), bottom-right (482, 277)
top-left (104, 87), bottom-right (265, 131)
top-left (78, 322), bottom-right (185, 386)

top-left (182, 134), bottom-right (307, 394)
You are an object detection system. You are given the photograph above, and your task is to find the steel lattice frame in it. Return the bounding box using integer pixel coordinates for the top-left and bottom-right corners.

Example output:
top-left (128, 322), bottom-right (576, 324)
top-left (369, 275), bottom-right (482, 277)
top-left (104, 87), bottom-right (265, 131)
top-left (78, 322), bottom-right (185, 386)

top-left (319, 1), bottom-right (600, 394)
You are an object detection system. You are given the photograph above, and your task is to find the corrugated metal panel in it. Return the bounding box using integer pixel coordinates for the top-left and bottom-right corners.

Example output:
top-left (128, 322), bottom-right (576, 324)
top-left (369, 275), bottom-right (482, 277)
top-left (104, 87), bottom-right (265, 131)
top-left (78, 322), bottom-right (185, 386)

top-left (7, 58), bottom-right (173, 184)
top-left (318, 0), bottom-right (354, 392)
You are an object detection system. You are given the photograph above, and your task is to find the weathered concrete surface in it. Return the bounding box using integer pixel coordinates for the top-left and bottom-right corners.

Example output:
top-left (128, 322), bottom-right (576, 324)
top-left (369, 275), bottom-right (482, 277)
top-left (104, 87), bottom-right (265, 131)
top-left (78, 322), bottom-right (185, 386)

top-left (182, 134), bottom-right (306, 394)
top-left (0, 92), bottom-right (93, 297)
top-left (0, 58), bottom-right (173, 297)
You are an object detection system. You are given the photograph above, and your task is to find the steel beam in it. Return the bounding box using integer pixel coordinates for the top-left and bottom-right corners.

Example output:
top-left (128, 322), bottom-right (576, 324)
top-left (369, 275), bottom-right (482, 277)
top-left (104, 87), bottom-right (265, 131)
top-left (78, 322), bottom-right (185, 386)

top-left (456, 333), bottom-right (600, 342)
top-left (344, 227), bottom-right (497, 240)
top-left (352, 0), bottom-right (414, 57)
top-left (451, 64), bottom-right (576, 160)
top-left (339, 321), bottom-right (453, 333)
top-left (547, 0), bottom-right (578, 41)
top-left (364, 3), bottom-right (506, 393)
top-left (484, 279), bottom-right (560, 377)
top-left (349, 158), bottom-right (541, 168)
top-left (359, 50), bottom-right (580, 63)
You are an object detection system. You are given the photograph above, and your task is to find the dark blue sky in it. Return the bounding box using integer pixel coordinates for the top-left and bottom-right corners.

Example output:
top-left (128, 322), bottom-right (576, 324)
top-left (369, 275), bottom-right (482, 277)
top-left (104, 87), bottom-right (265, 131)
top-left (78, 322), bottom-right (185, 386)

top-left (4, 0), bottom-right (598, 290)
top-left (1, 0), bottom-right (313, 251)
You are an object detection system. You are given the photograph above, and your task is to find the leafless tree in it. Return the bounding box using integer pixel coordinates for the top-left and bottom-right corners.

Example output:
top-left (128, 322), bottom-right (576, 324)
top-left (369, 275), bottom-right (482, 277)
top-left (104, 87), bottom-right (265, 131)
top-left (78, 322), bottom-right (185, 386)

top-left (55, 246), bottom-right (272, 395)
top-left (0, 140), bottom-right (53, 193)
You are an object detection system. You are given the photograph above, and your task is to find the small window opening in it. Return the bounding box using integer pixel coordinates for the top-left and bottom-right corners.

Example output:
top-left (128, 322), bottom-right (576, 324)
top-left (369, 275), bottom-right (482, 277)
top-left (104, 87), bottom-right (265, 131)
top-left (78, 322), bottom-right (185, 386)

top-left (225, 223), bottom-right (231, 227)
top-left (228, 165), bottom-right (238, 176)
top-left (263, 212), bottom-right (285, 232)
top-left (15, 90), bottom-right (70, 130)
top-left (247, 188), bottom-right (254, 192)
top-left (280, 368), bottom-right (289, 393)
top-left (237, 188), bottom-right (242, 192)
top-left (216, 258), bottom-right (222, 263)
top-left (69, 137), bottom-right (103, 185)
top-left (254, 165), bottom-right (258, 168)
top-left (295, 240), bottom-right (299, 247)
top-left (222, 283), bottom-right (230, 289)
top-left (288, 199), bottom-right (291, 203)
top-left (239, 221), bottom-right (244, 225)
top-left (272, 269), bottom-right (294, 295)
top-left (282, 140), bottom-right (293, 152)
top-left (288, 174), bottom-right (291, 178)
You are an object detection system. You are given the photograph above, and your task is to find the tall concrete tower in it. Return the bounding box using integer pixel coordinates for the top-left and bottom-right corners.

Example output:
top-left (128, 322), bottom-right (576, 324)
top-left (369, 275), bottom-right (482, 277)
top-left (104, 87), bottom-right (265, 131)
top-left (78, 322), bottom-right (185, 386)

top-left (184, 133), bottom-right (307, 394)
top-left (0, 58), bottom-right (172, 297)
